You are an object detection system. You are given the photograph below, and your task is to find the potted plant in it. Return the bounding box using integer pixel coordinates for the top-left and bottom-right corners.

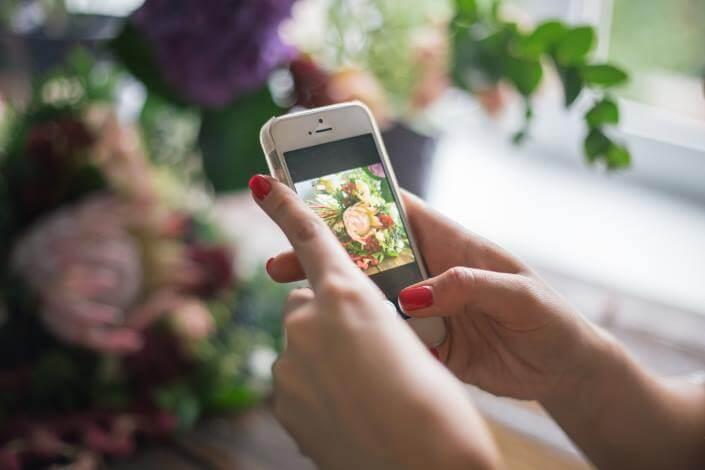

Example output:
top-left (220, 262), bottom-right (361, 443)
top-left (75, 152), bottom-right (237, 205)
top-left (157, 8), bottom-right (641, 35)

top-left (285, 0), bottom-right (631, 196)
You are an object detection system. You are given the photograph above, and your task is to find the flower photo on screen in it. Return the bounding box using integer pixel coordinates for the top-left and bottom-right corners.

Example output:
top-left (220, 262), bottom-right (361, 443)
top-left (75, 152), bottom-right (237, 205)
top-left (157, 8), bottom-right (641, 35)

top-left (295, 164), bottom-right (415, 275)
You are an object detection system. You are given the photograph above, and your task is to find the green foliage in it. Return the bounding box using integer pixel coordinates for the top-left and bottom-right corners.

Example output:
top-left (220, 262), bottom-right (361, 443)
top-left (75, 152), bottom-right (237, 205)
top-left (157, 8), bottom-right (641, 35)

top-left (451, 0), bottom-right (631, 169)
top-left (199, 88), bottom-right (280, 193)
top-left (585, 97), bottom-right (619, 127)
top-left (110, 23), bottom-right (187, 107)
top-left (580, 64), bottom-right (629, 86)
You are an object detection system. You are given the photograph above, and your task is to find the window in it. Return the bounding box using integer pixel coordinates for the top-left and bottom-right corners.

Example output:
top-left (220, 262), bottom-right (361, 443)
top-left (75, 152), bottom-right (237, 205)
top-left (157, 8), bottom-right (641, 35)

top-left (607, 0), bottom-right (705, 122)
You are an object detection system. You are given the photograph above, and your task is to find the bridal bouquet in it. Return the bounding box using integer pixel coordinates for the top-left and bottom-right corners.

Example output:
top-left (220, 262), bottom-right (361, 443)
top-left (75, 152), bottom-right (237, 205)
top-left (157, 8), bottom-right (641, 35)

top-left (0, 60), bottom-right (281, 469)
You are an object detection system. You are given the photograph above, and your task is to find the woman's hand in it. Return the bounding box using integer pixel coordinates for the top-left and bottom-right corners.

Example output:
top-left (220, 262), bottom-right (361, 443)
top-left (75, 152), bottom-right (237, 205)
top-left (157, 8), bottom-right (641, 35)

top-left (265, 187), bottom-right (705, 469)
top-left (267, 191), bottom-right (607, 403)
top-left (249, 175), bottom-right (500, 470)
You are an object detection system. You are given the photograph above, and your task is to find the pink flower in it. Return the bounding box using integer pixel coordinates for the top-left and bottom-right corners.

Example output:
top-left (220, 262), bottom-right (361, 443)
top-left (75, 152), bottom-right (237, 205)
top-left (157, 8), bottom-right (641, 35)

top-left (343, 202), bottom-right (378, 245)
top-left (169, 299), bottom-right (215, 341)
top-left (11, 195), bottom-right (144, 354)
top-left (368, 163), bottom-right (385, 178)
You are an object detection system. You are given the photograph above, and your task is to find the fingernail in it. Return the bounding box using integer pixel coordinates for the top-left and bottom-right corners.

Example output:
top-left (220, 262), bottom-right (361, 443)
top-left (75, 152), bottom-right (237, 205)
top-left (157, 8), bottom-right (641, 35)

top-left (249, 174), bottom-right (271, 200)
top-left (398, 286), bottom-right (433, 312)
top-left (265, 257), bottom-right (275, 275)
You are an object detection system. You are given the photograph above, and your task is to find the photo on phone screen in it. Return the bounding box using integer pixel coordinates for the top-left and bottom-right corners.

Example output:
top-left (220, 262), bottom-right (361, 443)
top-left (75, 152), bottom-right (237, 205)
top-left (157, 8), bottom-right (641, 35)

top-left (284, 133), bottom-right (423, 307)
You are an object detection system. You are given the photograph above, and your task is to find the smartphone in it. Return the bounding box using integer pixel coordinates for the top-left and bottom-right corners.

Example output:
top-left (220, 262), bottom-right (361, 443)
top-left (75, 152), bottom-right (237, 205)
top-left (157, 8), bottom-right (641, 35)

top-left (260, 101), bottom-right (446, 347)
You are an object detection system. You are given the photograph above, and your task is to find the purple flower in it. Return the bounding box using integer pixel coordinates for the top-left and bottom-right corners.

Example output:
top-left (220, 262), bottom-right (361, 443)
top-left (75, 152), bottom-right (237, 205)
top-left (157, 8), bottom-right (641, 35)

top-left (132, 0), bottom-right (296, 107)
top-left (368, 163), bottom-right (386, 178)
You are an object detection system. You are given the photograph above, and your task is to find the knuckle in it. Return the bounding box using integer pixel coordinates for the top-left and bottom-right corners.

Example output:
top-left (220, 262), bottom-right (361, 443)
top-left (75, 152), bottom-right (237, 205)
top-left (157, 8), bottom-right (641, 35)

top-left (445, 266), bottom-right (475, 290)
top-left (514, 275), bottom-right (544, 303)
top-left (319, 277), bottom-right (363, 304)
top-left (270, 191), bottom-right (297, 220)
top-left (292, 217), bottom-right (324, 244)
top-left (286, 288), bottom-right (314, 305)
top-left (283, 309), bottom-right (309, 332)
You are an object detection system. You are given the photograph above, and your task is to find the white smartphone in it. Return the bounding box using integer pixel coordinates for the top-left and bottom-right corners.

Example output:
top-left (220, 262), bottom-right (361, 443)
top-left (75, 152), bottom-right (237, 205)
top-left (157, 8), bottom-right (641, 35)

top-left (260, 101), bottom-right (447, 347)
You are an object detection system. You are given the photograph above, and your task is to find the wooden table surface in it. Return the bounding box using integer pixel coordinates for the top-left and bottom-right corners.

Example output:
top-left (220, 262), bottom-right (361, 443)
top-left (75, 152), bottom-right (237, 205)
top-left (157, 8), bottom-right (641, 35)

top-left (112, 404), bottom-right (589, 470)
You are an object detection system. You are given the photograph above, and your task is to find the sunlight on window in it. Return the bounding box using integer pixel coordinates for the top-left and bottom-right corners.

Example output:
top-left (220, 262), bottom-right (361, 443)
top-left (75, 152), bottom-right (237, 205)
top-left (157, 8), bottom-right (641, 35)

top-left (608, 0), bottom-right (705, 120)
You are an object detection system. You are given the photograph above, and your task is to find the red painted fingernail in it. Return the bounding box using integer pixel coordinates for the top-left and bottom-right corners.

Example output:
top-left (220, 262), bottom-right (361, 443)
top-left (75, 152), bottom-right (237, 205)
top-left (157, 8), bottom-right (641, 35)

top-left (398, 286), bottom-right (433, 312)
top-left (249, 174), bottom-right (271, 200)
top-left (265, 257), bottom-right (275, 275)
top-left (429, 347), bottom-right (440, 361)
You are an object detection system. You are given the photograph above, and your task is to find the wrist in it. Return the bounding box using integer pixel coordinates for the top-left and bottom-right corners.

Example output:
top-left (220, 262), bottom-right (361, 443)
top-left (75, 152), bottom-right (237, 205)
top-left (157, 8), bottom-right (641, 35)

top-left (412, 387), bottom-right (502, 470)
top-left (540, 322), bottom-right (630, 413)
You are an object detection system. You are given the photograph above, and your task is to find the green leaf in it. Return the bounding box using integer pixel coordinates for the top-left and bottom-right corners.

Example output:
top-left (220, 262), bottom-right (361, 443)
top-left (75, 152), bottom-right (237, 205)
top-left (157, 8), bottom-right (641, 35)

top-left (110, 23), bottom-right (187, 106)
top-left (558, 67), bottom-right (584, 106)
top-left (207, 385), bottom-right (259, 412)
top-left (454, 0), bottom-right (478, 24)
top-left (512, 130), bottom-right (528, 145)
top-left (580, 64), bottom-right (629, 87)
top-left (504, 56), bottom-right (543, 96)
top-left (606, 144), bottom-right (631, 169)
top-left (155, 383), bottom-right (202, 430)
top-left (555, 26), bottom-right (596, 65)
top-left (584, 128), bottom-right (612, 162)
top-left (199, 88), bottom-right (280, 193)
top-left (585, 98), bottom-right (619, 128)
top-left (518, 21), bottom-right (568, 58)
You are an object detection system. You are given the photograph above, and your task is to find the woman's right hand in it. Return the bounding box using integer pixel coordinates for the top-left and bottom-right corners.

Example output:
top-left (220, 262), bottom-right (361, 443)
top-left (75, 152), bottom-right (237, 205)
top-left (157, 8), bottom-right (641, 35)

top-left (267, 192), bottom-right (610, 403)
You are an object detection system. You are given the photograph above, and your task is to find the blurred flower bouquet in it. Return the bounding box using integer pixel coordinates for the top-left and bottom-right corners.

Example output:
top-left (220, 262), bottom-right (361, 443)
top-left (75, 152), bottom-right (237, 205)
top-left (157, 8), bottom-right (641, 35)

top-left (0, 56), bottom-right (284, 469)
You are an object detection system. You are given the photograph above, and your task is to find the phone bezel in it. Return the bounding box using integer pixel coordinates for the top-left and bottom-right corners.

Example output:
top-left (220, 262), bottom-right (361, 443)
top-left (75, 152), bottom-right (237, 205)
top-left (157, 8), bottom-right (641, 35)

top-left (260, 102), bottom-right (447, 347)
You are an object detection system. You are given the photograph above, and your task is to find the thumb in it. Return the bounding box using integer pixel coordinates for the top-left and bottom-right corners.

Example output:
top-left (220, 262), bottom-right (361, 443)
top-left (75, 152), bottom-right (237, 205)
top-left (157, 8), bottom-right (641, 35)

top-left (398, 267), bottom-right (533, 321)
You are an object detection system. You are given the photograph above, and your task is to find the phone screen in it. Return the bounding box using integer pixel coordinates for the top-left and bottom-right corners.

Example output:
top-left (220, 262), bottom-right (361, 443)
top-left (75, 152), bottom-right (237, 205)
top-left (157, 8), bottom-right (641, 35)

top-left (284, 133), bottom-right (423, 310)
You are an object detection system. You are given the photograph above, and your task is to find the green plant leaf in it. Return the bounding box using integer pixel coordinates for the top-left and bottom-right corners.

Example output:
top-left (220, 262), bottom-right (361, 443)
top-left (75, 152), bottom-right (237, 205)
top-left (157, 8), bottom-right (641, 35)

top-left (585, 98), bottom-right (619, 127)
top-left (517, 20), bottom-right (568, 58)
top-left (504, 56), bottom-right (543, 96)
top-left (606, 143), bottom-right (631, 169)
top-left (580, 64), bottom-right (629, 87)
top-left (584, 128), bottom-right (612, 162)
top-left (512, 130), bottom-right (528, 145)
top-left (110, 23), bottom-right (187, 106)
top-left (454, 0), bottom-right (478, 24)
top-left (555, 26), bottom-right (596, 65)
top-left (207, 385), bottom-right (259, 412)
top-left (558, 67), bottom-right (584, 106)
top-left (199, 88), bottom-right (280, 193)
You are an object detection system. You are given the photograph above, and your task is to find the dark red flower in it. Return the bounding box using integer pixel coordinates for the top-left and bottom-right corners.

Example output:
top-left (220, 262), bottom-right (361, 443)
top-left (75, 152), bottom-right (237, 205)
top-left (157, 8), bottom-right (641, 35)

top-left (0, 450), bottom-right (20, 470)
top-left (187, 245), bottom-right (235, 297)
top-left (25, 118), bottom-right (95, 171)
top-left (290, 55), bottom-right (334, 108)
top-left (123, 328), bottom-right (193, 393)
top-left (363, 235), bottom-right (381, 253)
top-left (379, 214), bottom-right (394, 228)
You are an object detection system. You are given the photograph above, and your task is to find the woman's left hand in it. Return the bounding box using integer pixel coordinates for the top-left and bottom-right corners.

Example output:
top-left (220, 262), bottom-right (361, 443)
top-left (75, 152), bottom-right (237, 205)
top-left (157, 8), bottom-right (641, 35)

top-left (249, 175), bottom-right (500, 470)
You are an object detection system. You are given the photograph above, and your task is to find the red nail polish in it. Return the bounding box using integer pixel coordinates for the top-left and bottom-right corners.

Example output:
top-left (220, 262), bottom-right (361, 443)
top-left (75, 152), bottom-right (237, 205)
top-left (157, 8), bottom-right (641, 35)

top-left (249, 174), bottom-right (271, 200)
top-left (265, 257), bottom-right (275, 275)
top-left (398, 286), bottom-right (433, 311)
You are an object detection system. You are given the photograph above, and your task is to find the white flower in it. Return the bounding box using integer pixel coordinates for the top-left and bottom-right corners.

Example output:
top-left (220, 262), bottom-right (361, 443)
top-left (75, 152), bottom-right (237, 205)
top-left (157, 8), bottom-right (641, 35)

top-left (248, 346), bottom-right (278, 381)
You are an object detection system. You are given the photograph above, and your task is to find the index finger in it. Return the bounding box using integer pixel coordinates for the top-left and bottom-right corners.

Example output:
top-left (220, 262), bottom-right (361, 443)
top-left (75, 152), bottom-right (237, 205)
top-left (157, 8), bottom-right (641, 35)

top-left (249, 174), bottom-right (361, 289)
